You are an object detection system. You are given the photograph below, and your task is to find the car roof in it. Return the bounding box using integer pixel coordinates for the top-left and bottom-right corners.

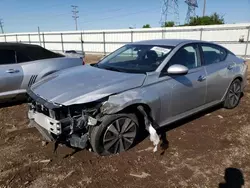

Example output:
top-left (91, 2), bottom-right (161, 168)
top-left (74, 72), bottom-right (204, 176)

top-left (0, 42), bottom-right (64, 60)
top-left (132, 39), bottom-right (204, 47)
top-left (0, 42), bottom-right (40, 50)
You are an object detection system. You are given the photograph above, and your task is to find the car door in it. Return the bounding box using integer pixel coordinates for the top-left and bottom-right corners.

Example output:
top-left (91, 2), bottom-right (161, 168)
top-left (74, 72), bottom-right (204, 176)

top-left (0, 49), bottom-right (23, 99)
top-left (159, 43), bottom-right (207, 124)
top-left (200, 43), bottom-right (233, 103)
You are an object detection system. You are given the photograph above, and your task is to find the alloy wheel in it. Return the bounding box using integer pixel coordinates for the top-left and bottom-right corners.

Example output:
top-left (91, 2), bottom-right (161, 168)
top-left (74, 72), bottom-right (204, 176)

top-left (103, 117), bottom-right (137, 154)
top-left (228, 82), bottom-right (241, 107)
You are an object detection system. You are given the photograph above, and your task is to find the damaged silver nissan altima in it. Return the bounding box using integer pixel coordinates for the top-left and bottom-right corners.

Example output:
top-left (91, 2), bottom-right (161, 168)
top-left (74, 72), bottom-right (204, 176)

top-left (27, 39), bottom-right (248, 155)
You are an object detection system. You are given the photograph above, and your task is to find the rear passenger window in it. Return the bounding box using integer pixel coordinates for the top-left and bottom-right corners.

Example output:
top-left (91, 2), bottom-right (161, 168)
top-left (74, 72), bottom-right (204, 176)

top-left (201, 44), bottom-right (227, 65)
top-left (16, 51), bottom-right (31, 63)
top-left (0, 50), bottom-right (16, 65)
top-left (24, 46), bottom-right (64, 60)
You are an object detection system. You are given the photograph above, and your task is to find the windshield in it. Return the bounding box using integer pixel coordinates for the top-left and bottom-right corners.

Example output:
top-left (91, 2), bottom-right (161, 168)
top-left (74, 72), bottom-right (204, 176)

top-left (96, 44), bottom-right (173, 73)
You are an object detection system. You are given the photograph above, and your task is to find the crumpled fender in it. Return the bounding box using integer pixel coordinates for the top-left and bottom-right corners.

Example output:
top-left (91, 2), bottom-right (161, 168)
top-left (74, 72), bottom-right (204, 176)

top-left (101, 87), bottom-right (161, 122)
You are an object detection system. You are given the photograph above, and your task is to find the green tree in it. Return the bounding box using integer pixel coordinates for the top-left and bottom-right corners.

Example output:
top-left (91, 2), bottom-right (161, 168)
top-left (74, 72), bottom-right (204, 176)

top-left (187, 13), bottom-right (224, 26)
top-left (142, 24), bottom-right (151, 28)
top-left (162, 21), bottom-right (175, 27)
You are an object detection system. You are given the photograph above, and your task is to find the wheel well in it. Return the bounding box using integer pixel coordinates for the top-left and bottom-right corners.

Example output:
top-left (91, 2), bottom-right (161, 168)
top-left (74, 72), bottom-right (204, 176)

top-left (117, 104), bottom-right (152, 128)
top-left (234, 76), bottom-right (242, 82)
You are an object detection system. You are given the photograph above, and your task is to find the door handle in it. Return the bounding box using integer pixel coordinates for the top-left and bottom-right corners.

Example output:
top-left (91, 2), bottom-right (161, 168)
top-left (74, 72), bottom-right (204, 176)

top-left (227, 64), bottom-right (234, 70)
top-left (6, 69), bottom-right (20, 73)
top-left (198, 75), bottom-right (206, 82)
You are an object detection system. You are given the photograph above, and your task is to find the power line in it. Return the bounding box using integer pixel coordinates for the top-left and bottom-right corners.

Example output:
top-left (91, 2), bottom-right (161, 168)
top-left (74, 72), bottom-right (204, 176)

top-left (35, 7), bottom-right (159, 30)
top-left (72, 5), bottom-right (79, 30)
top-left (4, 0), bottom-right (75, 21)
top-left (160, 0), bottom-right (179, 25)
top-left (77, 7), bottom-right (160, 28)
top-left (0, 19), bottom-right (4, 33)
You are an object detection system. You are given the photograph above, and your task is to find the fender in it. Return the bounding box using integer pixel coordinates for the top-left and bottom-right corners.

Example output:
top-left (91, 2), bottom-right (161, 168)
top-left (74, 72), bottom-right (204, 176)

top-left (101, 87), bottom-right (161, 122)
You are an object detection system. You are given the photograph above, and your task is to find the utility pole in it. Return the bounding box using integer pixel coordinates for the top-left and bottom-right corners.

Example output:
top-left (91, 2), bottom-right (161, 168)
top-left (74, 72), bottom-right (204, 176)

top-left (203, 0), bottom-right (206, 17)
top-left (0, 19), bottom-right (4, 34)
top-left (71, 5), bottom-right (79, 30)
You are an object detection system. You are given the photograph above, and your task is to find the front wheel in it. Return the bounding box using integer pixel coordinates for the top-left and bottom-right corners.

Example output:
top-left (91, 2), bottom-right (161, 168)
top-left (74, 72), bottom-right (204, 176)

top-left (223, 79), bottom-right (242, 109)
top-left (90, 114), bottom-right (139, 156)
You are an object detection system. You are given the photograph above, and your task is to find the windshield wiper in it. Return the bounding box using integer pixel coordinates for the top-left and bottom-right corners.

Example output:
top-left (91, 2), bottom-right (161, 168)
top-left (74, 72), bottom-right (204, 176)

top-left (102, 65), bottom-right (122, 72)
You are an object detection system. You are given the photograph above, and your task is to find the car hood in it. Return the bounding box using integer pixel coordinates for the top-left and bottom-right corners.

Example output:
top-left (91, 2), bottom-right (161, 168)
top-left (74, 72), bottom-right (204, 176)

top-left (31, 65), bottom-right (146, 106)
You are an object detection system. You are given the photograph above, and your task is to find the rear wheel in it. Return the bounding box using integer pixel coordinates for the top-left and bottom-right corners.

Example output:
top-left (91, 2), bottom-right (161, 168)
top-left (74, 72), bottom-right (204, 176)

top-left (223, 79), bottom-right (242, 109)
top-left (90, 114), bottom-right (138, 156)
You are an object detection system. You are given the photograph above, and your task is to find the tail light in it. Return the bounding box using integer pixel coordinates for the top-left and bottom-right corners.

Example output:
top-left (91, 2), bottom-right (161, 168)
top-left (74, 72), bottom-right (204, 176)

top-left (81, 57), bottom-right (85, 65)
top-left (244, 60), bottom-right (248, 69)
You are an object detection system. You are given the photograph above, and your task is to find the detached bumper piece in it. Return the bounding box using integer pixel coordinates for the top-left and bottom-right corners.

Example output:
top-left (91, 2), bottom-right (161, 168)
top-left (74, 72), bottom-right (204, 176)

top-left (28, 97), bottom-right (98, 150)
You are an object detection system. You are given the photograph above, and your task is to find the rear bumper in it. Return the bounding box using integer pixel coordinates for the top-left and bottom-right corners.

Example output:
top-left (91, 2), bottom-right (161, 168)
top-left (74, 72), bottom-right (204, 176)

top-left (242, 65), bottom-right (248, 91)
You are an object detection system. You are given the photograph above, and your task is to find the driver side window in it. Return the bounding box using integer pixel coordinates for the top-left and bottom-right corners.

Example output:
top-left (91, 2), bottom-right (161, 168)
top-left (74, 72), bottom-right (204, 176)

top-left (167, 44), bottom-right (201, 70)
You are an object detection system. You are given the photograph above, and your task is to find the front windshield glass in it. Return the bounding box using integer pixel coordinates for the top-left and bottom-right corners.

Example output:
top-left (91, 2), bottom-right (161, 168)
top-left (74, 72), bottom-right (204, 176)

top-left (97, 44), bottom-right (173, 73)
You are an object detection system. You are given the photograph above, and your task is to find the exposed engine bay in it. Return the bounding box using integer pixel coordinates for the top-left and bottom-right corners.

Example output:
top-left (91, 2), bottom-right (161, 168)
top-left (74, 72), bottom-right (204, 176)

top-left (28, 98), bottom-right (103, 150)
top-left (27, 87), bottom-right (160, 154)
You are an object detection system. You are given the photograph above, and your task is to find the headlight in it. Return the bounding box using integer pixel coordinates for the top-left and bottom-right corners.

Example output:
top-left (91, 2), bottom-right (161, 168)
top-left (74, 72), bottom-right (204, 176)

top-left (49, 109), bottom-right (56, 119)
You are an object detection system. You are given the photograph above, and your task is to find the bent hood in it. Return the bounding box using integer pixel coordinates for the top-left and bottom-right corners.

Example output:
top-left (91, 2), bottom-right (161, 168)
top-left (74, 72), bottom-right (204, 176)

top-left (31, 65), bottom-right (146, 106)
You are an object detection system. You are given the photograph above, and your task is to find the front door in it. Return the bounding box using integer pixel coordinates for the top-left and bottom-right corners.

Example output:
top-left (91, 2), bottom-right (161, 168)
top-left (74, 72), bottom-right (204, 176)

top-left (0, 49), bottom-right (23, 99)
top-left (159, 44), bottom-right (207, 125)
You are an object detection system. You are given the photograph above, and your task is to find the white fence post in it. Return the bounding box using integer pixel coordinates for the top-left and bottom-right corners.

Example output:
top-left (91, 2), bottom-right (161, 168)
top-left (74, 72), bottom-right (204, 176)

top-left (162, 27), bottom-right (165, 39)
top-left (131, 30), bottom-right (133, 42)
top-left (244, 26), bottom-right (250, 59)
top-left (42, 33), bottom-right (45, 48)
top-left (4, 35), bottom-right (6, 42)
top-left (200, 28), bottom-right (203, 40)
top-left (16, 34), bottom-right (18, 42)
top-left (28, 34), bottom-right (31, 44)
top-left (103, 32), bottom-right (106, 55)
top-left (38, 27), bottom-right (42, 46)
top-left (61, 33), bottom-right (64, 52)
top-left (80, 32), bottom-right (84, 54)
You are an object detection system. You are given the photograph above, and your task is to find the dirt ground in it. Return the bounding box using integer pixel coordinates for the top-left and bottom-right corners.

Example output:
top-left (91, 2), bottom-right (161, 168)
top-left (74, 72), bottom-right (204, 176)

top-left (0, 58), bottom-right (249, 188)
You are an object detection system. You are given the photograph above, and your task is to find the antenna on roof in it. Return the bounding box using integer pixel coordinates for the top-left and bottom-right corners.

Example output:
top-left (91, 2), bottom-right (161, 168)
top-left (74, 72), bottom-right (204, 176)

top-left (160, 0), bottom-right (179, 26)
top-left (185, 0), bottom-right (198, 23)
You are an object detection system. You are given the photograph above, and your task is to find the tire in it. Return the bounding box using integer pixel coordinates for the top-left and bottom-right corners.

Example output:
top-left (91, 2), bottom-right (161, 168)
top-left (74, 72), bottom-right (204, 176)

top-left (223, 79), bottom-right (242, 109)
top-left (90, 113), bottom-right (139, 156)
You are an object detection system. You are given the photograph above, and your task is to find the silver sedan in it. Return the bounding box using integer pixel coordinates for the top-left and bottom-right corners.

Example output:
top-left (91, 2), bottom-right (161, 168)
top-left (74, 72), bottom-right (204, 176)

top-left (0, 43), bottom-right (83, 102)
top-left (27, 39), bottom-right (248, 155)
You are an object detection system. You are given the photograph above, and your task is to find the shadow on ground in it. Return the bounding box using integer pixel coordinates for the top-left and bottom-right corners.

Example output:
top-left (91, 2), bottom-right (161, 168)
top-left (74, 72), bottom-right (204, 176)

top-left (219, 168), bottom-right (245, 188)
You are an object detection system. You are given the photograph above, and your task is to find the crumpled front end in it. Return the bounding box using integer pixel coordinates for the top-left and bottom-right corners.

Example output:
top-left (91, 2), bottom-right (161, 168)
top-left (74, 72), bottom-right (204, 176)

top-left (27, 88), bottom-right (102, 150)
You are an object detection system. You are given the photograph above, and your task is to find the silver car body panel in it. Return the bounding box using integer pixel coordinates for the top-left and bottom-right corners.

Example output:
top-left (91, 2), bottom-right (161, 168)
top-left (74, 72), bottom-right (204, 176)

top-left (29, 39), bottom-right (247, 129)
top-left (31, 65), bottom-right (146, 105)
top-left (0, 57), bottom-right (82, 100)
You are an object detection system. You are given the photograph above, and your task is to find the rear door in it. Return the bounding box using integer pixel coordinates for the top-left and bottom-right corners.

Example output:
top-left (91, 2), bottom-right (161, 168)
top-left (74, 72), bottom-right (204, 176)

top-left (200, 43), bottom-right (233, 103)
top-left (0, 49), bottom-right (23, 99)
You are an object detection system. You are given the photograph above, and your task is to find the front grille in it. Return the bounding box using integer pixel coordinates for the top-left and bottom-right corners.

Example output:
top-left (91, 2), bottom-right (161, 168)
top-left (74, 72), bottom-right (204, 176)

top-left (35, 102), bottom-right (50, 117)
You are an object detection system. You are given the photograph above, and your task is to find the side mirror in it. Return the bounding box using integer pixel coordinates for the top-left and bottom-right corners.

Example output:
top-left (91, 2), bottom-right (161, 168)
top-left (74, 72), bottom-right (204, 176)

top-left (167, 64), bottom-right (188, 75)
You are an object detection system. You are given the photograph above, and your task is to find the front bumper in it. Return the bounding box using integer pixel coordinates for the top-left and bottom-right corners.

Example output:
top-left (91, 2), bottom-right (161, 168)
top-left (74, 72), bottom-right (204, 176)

top-left (27, 88), bottom-right (99, 149)
top-left (28, 110), bottom-right (62, 136)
